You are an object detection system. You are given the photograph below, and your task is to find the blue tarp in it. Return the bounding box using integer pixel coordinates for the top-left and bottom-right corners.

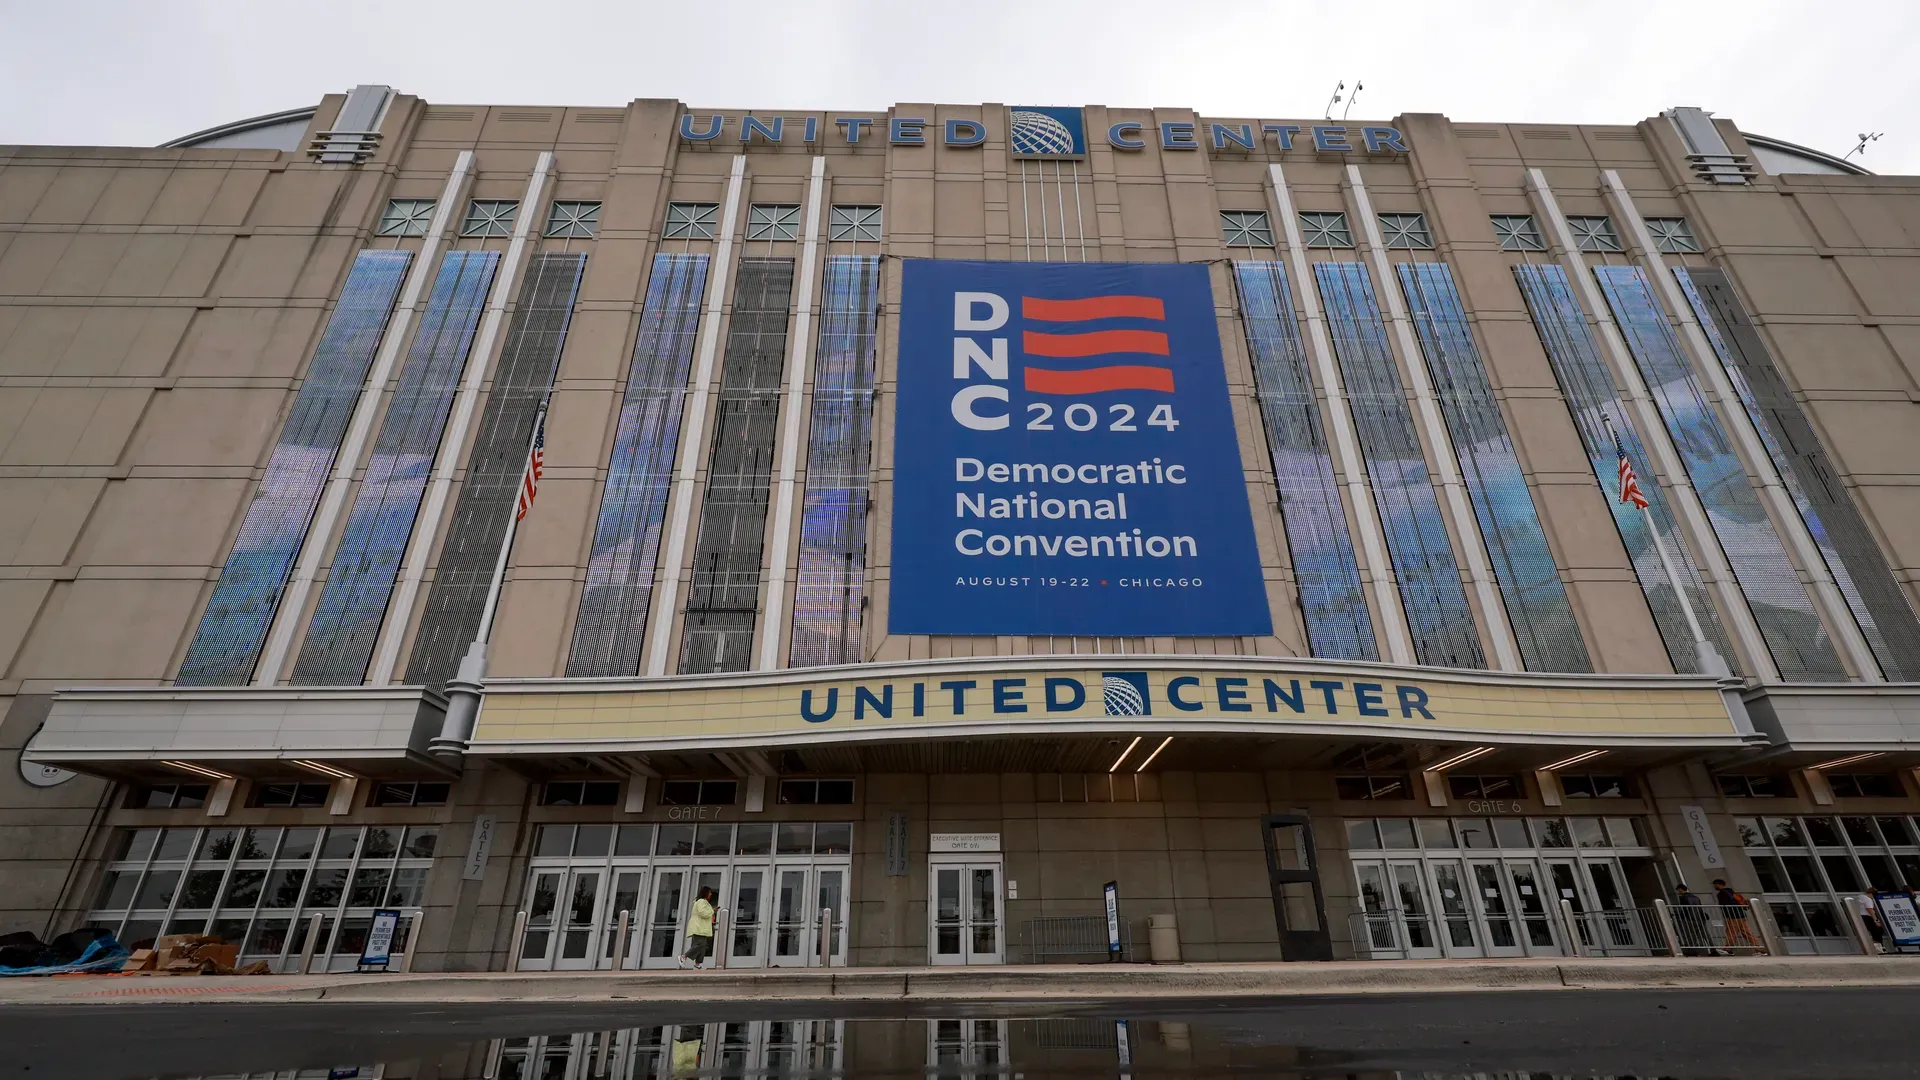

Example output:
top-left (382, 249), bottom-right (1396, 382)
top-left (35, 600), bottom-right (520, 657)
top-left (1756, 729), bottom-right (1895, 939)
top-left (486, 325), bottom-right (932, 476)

top-left (0, 935), bottom-right (129, 976)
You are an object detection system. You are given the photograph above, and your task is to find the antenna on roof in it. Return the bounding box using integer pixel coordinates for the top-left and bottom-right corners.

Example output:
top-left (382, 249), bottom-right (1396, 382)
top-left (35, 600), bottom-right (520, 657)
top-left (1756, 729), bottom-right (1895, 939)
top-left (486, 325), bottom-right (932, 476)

top-left (1342, 81), bottom-right (1365, 121)
top-left (1324, 81), bottom-right (1345, 121)
top-left (1845, 132), bottom-right (1884, 160)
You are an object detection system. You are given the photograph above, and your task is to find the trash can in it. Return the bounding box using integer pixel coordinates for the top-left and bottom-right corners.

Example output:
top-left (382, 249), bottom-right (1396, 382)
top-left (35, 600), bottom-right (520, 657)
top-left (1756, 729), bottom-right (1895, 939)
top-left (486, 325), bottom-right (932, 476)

top-left (1148, 913), bottom-right (1181, 963)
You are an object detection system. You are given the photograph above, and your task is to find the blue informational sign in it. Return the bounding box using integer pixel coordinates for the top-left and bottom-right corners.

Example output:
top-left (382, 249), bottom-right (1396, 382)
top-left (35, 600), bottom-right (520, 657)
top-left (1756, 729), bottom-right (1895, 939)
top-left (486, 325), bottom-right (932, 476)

top-left (359, 908), bottom-right (400, 969)
top-left (890, 259), bottom-right (1271, 638)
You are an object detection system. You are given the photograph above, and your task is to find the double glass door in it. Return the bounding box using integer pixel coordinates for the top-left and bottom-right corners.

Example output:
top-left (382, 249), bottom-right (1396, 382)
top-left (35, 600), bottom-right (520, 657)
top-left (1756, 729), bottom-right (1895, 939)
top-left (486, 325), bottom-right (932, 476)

top-left (638, 862), bottom-right (849, 969)
top-left (930, 859), bottom-right (1003, 965)
top-left (520, 866), bottom-right (609, 971)
top-left (1352, 855), bottom-right (1641, 959)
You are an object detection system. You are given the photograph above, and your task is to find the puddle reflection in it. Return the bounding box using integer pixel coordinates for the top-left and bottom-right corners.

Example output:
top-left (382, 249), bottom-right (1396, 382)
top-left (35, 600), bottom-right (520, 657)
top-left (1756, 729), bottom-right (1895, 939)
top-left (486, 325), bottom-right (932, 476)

top-left (165, 1017), bottom-right (1685, 1080)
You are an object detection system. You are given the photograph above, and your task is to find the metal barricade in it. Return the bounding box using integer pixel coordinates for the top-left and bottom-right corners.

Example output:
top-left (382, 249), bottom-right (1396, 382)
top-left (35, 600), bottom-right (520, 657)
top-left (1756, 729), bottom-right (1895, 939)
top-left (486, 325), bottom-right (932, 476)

top-left (1020, 915), bottom-right (1134, 962)
top-left (1346, 908), bottom-right (1441, 960)
top-left (1566, 906), bottom-right (1663, 957)
top-left (1669, 903), bottom-right (1768, 955)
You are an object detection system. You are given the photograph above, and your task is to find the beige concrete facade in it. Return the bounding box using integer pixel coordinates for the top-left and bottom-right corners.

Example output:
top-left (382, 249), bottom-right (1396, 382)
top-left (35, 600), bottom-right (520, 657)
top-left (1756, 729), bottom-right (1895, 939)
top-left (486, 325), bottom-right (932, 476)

top-left (6, 90), bottom-right (1920, 968)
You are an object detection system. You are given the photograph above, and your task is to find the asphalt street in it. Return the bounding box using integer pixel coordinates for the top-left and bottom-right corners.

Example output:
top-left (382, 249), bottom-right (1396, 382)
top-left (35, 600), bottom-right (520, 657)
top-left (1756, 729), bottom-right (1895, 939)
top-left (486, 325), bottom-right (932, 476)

top-left (6, 987), bottom-right (1918, 1078)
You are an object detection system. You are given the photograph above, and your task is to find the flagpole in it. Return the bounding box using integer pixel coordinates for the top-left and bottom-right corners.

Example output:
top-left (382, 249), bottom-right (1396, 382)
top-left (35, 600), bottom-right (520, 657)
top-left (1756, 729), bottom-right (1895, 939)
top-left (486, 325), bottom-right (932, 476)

top-left (432, 402), bottom-right (547, 756)
top-left (1604, 415), bottom-right (1729, 677)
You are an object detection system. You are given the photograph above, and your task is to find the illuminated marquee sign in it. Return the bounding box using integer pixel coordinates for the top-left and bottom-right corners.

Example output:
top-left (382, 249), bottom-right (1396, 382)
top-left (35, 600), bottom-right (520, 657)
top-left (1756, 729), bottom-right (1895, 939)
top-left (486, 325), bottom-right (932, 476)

top-left (472, 661), bottom-right (1744, 748)
top-left (678, 107), bottom-right (1407, 154)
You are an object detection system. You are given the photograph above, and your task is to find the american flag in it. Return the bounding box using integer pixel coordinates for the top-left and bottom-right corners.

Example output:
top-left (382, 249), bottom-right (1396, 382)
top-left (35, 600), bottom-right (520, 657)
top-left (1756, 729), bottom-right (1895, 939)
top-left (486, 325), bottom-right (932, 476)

top-left (1614, 430), bottom-right (1650, 510)
top-left (515, 412), bottom-right (546, 522)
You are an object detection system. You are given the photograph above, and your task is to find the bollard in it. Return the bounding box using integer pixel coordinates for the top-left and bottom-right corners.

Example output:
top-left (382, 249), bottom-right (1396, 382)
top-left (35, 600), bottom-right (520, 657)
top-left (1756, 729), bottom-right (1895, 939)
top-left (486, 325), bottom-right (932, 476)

top-left (298, 911), bottom-right (325, 974)
top-left (1148, 913), bottom-right (1182, 963)
top-left (1652, 899), bottom-right (1681, 957)
top-left (399, 909), bottom-right (424, 972)
top-left (510, 909), bottom-right (529, 971)
top-left (1840, 896), bottom-right (1879, 956)
top-left (592, 1029), bottom-right (610, 1077)
top-left (1558, 899), bottom-right (1586, 958)
top-left (713, 908), bottom-right (728, 968)
top-left (613, 909), bottom-right (632, 970)
top-left (819, 907), bottom-right (833, 967)
top-left (1751, 898), bottom-right (1785, 957)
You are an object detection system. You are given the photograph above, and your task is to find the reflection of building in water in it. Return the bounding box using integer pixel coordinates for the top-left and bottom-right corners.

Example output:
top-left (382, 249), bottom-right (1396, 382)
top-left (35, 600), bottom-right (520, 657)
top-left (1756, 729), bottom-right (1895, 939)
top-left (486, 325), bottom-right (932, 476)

top-left (928, 1018), bottom-right (1007, 1077)
top-left (489, 1021), bottom-right (842, 1079)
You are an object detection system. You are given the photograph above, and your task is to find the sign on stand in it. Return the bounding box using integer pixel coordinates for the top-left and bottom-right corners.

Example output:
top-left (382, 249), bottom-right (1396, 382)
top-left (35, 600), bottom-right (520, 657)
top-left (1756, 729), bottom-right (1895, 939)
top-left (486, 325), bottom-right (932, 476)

top-left (359, 909), bottom-right (401, 970)
top-left (1876, 891), bottom-right (1920, 950)
top-left (1103, 880), bottom-right (1122, 960)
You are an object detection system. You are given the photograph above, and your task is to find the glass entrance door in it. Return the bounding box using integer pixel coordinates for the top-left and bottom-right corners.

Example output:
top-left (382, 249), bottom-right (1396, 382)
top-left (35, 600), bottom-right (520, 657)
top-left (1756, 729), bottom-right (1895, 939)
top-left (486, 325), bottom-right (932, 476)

top-left (552, 868), bottom-right (604, 970)
top-left (1428, 859), bottom-right (1483, 957)
top-left (1387, 861), bottom-right (1443, 959)
top-left (603, 867), bottom-right (644, 969)
top-left (1505, 860), bottom-right (1560, 951)
top-left (724, 866), bottom-right (769, 968)
top-left (642, 867), bottom-right (689, 969)
top-left (517, 868), bottom-right (608, 971)
top-left (766, 863), bottom-right (850, 967)
top-left (518, 869), bottom-right (563, 971)
top-left (1469, 860), bottom-right (1526, 957)
top-left (929, 860), bottom-right (1003, 965)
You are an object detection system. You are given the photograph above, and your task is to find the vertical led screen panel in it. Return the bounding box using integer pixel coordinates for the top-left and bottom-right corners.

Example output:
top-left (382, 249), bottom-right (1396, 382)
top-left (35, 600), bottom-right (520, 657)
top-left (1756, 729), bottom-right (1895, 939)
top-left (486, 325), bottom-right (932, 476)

top-left (1593, 265), bottom-right (1845, 682)
top-left (1313, 262), bottom-right (1484, 669)
top-left (567, 254), bottom-right (710, 677)
top-left (292, 250), bottom-right (500, 685)
top-left (176, 249), bottom-right (412, 685)
top-left (1676, 267), bottom-right (1920, 681)
top-left (1232, 260), bottom-right (1377, 661)
top-left (1397, 262), bottom-right (1591, 673)
top-left (790, 255), bottom-right (882, 668)
top-left (405, 253), bottom-right (587, 686)
top-left (679, 257), bottom-right (796, 674)
top-left (1513, 262), bottom-right (1737, 674)
top-left (890, 260), bottom-right (1269, 637)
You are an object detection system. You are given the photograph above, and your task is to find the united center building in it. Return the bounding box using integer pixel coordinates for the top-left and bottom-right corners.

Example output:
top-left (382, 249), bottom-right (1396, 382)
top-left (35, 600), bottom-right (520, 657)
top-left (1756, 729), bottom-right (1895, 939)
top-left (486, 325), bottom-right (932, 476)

top-left (7, 87), bottom-right (1920, 971)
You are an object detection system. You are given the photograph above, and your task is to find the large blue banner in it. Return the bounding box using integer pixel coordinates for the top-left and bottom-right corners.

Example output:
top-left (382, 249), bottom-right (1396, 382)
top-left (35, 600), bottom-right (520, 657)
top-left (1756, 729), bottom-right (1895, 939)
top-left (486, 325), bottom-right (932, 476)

top-left (889, 259), bottom-right (1271, 637)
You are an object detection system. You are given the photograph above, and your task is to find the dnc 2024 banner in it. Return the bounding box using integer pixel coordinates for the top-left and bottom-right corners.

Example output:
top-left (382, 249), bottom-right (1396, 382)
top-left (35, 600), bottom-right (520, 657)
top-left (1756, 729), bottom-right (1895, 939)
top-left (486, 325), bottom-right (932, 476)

top-left (888, 259), bottom-right (1271, 637)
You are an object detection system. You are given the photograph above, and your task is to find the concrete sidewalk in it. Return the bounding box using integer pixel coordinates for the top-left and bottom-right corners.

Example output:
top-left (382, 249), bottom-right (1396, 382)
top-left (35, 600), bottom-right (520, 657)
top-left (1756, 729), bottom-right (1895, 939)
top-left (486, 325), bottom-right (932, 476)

top-left (4, 955), bottom-right (1918, 1005)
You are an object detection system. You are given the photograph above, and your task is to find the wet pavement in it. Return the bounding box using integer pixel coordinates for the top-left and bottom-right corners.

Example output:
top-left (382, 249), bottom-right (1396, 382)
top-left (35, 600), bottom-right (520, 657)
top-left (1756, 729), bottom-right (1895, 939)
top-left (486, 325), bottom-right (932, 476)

top-left (7, 987), bottom-right (1919, 1078)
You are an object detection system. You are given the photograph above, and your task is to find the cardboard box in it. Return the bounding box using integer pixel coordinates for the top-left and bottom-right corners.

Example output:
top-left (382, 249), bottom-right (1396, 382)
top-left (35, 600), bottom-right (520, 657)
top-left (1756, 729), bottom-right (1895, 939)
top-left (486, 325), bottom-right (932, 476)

top-left (197, 944), bottom-right (238, 971)
top-left (120, 949), bottom-right (156, 972)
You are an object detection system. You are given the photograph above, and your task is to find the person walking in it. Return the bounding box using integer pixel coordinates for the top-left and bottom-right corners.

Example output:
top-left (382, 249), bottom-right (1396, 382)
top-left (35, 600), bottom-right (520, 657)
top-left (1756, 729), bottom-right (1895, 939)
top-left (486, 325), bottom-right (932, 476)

top-left (1853, 892), bottom-right (1886, 953)
top-left (679, 885), bottom-right (718, 969)
top-left (1674, 883), bottom-right (1709, 956)
top-left (1713, 878), bottom-right (1761, 952)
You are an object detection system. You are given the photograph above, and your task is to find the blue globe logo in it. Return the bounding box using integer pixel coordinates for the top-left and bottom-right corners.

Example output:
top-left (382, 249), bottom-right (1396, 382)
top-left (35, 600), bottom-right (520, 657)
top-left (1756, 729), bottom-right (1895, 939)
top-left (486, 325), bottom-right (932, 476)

top-left (1103, 675), bottom-right (1147, 716)
top-left (1011, 110), bottom-right (1078, 156)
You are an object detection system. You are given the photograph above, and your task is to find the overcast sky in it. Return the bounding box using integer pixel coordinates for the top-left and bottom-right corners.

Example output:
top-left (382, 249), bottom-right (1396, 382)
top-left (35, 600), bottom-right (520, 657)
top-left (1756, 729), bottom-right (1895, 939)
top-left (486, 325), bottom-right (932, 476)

top-left (4, 0), bottom-right (1914, 172)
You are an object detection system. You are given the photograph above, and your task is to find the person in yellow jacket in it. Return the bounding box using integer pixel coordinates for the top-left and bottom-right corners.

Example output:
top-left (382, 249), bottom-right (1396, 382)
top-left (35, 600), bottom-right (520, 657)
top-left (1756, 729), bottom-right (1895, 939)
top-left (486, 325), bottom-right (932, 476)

top-left (678, 885), bottom-right (718, 969)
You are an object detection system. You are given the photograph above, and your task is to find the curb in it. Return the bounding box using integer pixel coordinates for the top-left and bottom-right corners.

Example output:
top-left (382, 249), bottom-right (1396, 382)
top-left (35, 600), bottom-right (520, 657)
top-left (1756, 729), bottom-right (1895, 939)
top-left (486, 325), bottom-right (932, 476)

top-left (5, 957), bottom-right (1919, 1005)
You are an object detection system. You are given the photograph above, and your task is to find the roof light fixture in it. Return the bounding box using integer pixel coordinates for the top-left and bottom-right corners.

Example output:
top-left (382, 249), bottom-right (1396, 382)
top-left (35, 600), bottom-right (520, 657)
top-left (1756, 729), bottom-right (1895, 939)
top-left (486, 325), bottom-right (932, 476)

top-left (1109, 736), bottom-right (1143, 773)
top-left (1425, 746), bottom-right (1495, 773)
top-left (1543, 749), bottom-right (1609, 772)
top-left (162, 760), bottom-right (232, 781)
top-left (1134, 736), bottom-right (1173, 773)
top-left (1813, 751), bottom-right (1885, 771)
top-left (291, 759), bottom-right (353, 779)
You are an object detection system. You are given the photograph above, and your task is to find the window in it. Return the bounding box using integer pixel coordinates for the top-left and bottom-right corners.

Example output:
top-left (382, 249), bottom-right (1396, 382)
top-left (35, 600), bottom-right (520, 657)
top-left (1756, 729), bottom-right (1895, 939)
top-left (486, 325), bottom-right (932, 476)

top-left (540, 780), bottom-right (621, 806)
top-left (1447, 774), bottom-right (1523, 800)
top-left (1220, 210), bottom-right (1273, 248)
top-left (1299, 211), bottom-right (1353, 249)
top-left (829, 205), bottom-right (882, 242)
top-left (370, 781), bottom-right (450, 807)
top-left (86, 825), bottom-right (435, 961)
top-left (1719, 774), bottom-right (1790, 799)
top-left (545, 200), bottom-right (600, 238)
top-left (778, 778), bottom-right (856, 805)
top-left (1567, 215), bottom-right (1622, 253)
top-left (1560, 774), bottom-right (1631, 798)
top-left (1378, 212), bottom-right (1433, 250)
top-left (659, 779), bottom-right (738, 806)
top-left (1491, 214), bottom-right (1544, 251)
top-left (125, 783), bottom-right (210, 810)
top-left (1334, 775), bottom-right (1411, 801)
top-left (1645, 217), bottom-right (1699, 254)
top-left (460, 200), bottom-right (519, 238)
top-left (1828, 773), bottom-right (1904, 799)
top-left (746, 204), bottom-right (802, 241)
top-left (377, 198), bottom-right (437, 237)
top-left (664, 202), bottom-right (718, 240)
top-left (251, 781), bottom-right (333, 809)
